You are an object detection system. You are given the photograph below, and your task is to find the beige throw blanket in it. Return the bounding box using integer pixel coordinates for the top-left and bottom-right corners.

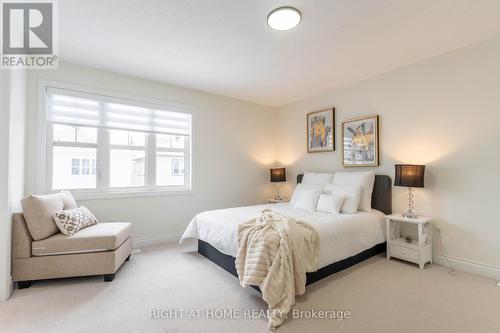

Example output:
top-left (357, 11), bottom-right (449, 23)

top-left (235, 209), bottom-right (320, 329)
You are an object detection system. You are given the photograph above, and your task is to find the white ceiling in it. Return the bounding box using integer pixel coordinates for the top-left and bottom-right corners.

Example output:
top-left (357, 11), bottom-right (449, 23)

top-left (59, 0), bottom-right (500, 107)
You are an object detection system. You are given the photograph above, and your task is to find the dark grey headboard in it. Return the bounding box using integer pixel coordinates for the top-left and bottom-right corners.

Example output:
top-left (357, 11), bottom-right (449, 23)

top-left (296, 174), bottom-right (392, 215)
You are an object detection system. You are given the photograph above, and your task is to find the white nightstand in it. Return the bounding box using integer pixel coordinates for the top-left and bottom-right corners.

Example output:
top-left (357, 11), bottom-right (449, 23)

top-left (267, 198), bottom-right (289, 204)
top-left (386, 214), bottom-right (432, 270)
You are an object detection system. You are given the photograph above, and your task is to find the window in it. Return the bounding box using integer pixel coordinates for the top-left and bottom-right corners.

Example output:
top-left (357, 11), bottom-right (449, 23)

top-left (70, 159), bottom-right (96, 177)
top-left (82, 159), bottom-right (90, 175)
top-left (172, 159), bottom-right (185, 176)
top-left (156, 134), bottom-right (188, 186)
top-left (109, 130), bottom-right (146, 188)
top-left (52, 124), bottom-right (97, 190)
top-left (42, 84), bottom-right (192, 197)
top-left (91, 159), bottom-right (96, 175)
top-left (71, 159), bottom-right (80, 175)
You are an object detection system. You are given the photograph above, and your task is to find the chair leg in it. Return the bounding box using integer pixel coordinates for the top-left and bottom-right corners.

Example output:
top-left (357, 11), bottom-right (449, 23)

top-left (126, 254), bottom-right (131, 261)
top-left (17, 281), bottom-right (32, 289)
top-left (103, 273), bottom-right (115, 282)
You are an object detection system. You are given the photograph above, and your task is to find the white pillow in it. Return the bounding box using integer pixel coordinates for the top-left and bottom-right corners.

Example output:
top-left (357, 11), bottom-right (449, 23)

top-left (301, 172), bottom-right (334, 185)
top-left (294, 188), bottom-right (322, 211)
top-left (316, 194), bottom-right (345, 214)
top-left (290, 183), bottom-right (323, 206)
top-left (333, 171), bottom-right (375, 212)
top-left (324, 184), bottom-right (362, 214)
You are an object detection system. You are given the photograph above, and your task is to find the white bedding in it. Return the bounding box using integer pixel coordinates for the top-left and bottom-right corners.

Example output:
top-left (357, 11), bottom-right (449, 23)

top-left (181, 203), bottom-right (386, 269)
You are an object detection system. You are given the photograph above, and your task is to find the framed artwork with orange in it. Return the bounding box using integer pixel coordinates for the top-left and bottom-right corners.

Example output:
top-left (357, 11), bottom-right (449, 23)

top-left (342, 115), bottom-right (379, 167)
top-left (307, 108), bottom-right (335, 153)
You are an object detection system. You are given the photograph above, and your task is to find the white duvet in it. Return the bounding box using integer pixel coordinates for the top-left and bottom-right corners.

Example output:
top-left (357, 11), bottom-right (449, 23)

top-left (181, 203), bottom-right (386, 269)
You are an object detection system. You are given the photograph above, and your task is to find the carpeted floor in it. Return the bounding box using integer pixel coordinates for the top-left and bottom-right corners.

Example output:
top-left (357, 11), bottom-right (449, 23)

top-left (1, 241), bottom-right (500, 333)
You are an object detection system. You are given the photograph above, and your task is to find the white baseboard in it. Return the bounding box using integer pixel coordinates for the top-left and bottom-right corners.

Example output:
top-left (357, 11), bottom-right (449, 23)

top-left (132, 232), bottom-right (183, 249)
top-left (0, 278), bottom-right (13, 302)
top-left (433, 254), bottom-right (500, 281)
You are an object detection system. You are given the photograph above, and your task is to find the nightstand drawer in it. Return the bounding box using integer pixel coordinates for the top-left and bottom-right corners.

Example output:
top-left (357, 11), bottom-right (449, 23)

top-left (389, 245), bottom-right (418, 262)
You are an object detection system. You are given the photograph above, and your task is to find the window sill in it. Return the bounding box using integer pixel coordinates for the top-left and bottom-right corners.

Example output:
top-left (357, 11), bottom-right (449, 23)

top-left (73, 188), bottom-right (195, 201)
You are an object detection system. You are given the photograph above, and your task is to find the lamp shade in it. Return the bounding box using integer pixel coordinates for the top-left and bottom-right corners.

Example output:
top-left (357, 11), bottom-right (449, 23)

top-left (270, 168), bottom-right (286, 182)
top-left (394, 164), bottom-right (425, 188)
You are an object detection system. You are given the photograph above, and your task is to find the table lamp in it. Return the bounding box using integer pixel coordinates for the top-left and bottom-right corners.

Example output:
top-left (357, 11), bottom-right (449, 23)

top-left (270, 168), bottom-right (286, 200)
top-left (394, 164), bottom-right (425, 218)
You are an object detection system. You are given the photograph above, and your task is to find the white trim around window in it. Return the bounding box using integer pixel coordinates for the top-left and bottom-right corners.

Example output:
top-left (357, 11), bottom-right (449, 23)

top-left (36, 79), bottom-right (196, 200)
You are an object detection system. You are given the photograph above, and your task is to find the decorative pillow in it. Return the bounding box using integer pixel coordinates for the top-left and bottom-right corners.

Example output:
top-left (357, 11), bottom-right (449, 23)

top-left (293, 188), bottom-right (322, 211)
top-left (323, 184), bottom-right (362, 214)
top-left (53, 206), bottom-right (98, 236)
top-left (289, 183), bottom-right (323, 206)
top-left (333, 171), bottom-right (375, 212)
top-left (21, 191), bottom-right (78, 241)
top-left (316, 194), bottom-right (345, 214)
top-left (301, 172), bottom-right (334, 185)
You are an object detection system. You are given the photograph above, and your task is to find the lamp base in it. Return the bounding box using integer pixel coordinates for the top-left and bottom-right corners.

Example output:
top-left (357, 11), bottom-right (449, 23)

top-left (274, 183), bottom-right (281, 201)
top-left (402, 212), bottom-right (418, 219)
top-left (403, 187), bottom-right (417, 219)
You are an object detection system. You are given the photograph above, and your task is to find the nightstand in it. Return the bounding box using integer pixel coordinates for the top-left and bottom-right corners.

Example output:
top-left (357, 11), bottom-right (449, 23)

top-left (267, 198), bottom-right (289, 204)
top-left (386, 214), bottom-right (432, 270)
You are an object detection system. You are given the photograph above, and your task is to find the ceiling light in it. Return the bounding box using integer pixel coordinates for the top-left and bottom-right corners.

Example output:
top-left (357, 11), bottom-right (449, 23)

top-left (267, 7), bottom-right (301, 31)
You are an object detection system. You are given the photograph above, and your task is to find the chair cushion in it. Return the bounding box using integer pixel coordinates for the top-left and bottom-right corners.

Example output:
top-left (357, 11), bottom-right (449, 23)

top-left (21, 192), bottom-right (78, 241)
top-left (31, 222), bottom-right (131, 256)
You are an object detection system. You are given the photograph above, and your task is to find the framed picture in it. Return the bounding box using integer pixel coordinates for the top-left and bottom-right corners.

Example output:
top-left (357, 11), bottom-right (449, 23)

top-left (342, 115), bottom-right (379, 167)
top-left (307, 108), bottom-right (335, 153)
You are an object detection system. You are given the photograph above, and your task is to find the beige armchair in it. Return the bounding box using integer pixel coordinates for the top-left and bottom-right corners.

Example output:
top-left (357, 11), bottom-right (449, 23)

top-left (11, 194), bottom-right (132, 289)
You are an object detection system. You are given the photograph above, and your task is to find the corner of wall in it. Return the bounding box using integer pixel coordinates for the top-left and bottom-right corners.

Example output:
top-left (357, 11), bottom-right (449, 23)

top-left (0, 69), bottom-right (27, 302)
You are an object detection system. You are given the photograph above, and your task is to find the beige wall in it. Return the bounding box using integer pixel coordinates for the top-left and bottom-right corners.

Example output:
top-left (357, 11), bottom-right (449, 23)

top-left (276, 37), bottom-right (500, 270)
top-left (0, 70), bottom-right (10, 301)
top-left (25, 62), bottom-right (276, 242)
top-left (0, 70), bottom-right (26, 301)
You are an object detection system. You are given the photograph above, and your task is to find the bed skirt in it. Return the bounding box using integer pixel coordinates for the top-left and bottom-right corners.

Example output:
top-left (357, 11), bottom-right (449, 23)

top-left (197, 239), bottom-right (386, 288)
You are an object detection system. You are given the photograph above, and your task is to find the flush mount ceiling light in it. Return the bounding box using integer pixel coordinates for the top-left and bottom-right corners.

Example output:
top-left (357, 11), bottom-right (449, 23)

top-left (267, 7), bottom-right (301, 31)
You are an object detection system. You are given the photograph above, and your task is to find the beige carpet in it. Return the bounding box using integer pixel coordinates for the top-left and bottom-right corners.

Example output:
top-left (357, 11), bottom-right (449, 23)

top-left (1, 241), bottom-right (500, 333)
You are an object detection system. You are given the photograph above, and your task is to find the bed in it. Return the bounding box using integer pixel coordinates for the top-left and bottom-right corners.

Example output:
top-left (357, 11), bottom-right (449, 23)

top-left (181, 174), bottom-right (392, 287)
